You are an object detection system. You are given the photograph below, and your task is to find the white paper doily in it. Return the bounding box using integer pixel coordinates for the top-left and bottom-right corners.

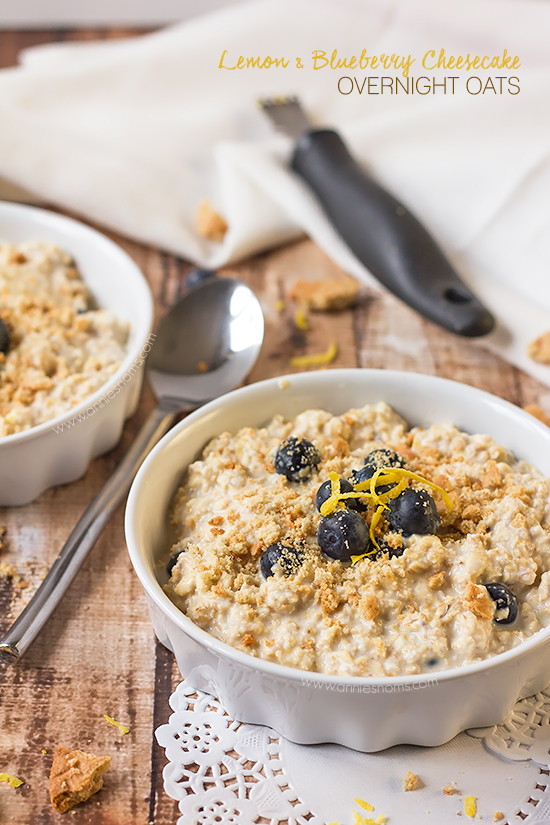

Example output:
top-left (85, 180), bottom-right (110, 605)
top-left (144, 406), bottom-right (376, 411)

top-left (156, 680), bottom-right (550, 825)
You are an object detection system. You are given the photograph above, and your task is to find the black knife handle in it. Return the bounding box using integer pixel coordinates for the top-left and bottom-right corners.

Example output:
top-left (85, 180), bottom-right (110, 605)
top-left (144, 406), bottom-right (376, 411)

top-left (291, 129), bottom-right (494, 337)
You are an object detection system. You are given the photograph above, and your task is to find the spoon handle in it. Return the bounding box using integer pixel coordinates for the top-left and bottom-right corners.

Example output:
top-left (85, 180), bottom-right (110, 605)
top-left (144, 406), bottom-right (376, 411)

top-left (0, 398), bottom-right (181, 664)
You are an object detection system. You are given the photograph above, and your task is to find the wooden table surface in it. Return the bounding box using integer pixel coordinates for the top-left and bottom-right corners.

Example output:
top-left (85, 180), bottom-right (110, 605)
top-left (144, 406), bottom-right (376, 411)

top-left (0, 27), bottom-right (546, 825)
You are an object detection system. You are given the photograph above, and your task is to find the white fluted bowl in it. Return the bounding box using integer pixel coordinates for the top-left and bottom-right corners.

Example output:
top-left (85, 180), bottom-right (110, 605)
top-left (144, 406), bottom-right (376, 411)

top-left (0, 202), bottom-right (153, 505)
top-left (125, 369), bottom-right (550, 752)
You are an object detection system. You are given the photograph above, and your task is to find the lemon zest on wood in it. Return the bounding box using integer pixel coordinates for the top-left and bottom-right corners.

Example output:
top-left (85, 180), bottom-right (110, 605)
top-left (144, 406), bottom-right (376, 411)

top-left (355, 798), bottom-right (374, 811)
top-left (294, 308), bottom-right (309, 331)
top-left (290, 340), bottom-right (338, 368)
top-left (464, 795), bottom-right (477, 818)
top-left (103, 714), bottom-right (129, 735)
top-left (0, 773), bottom-right (23, 788)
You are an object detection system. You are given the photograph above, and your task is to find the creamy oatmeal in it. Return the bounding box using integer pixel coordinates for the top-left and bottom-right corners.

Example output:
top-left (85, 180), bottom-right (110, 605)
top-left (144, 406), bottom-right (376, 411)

top-left (0, 242), bottom-right (128, 436)
top-left (165, 403), bottom-right (550, 677)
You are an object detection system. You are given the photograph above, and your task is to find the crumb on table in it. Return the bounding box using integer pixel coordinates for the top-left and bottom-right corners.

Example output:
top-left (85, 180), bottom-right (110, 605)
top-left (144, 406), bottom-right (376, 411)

top-left (49, 746), bottom-right (111, 814)
top-left (524, 403), bottom-right (550, 428)
top-left (289, 278), bottom-right (359, 311)
top-left (443, 784), bottom-right (457, 795)
top-left (403, 769), bottom-right (420, 791)
top-left (493, 813), bottom-right (504, 822)
top-left (528, 330), bottom-right (550, 365)
top-left (196, 200), bottom-right (228, 242)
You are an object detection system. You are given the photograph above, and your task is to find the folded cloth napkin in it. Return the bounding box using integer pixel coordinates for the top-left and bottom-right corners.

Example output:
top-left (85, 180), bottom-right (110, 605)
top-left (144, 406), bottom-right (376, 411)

top-left (0, 0), bottom-right (549, 386)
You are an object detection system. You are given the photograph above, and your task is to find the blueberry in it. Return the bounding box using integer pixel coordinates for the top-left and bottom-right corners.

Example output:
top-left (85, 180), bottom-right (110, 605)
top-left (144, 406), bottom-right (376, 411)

top-left (315, 478), bottom-right (364, 512)
top-left (166, 549), bottom-right (185, 577)
top-left (350, 448), bottom-right (407, 493)
top-left (387, 488), bottom-right (441, 536)
top-left (426, 657), bottom-right (439, 667)
top-left (483, 582), bottom-right (519, 625)
top-left (186, 268), bottom-right (217, 291)
top-left (0, 318), bottom-right (9, 354)
top-left (260, 542), bottom-right (304, 578)
top-left (317, 509), bottom-right (371, 562)
top-left (375, 536), bottom-right (405, 559)
top-left (274, 437), bottom-right (320, 483)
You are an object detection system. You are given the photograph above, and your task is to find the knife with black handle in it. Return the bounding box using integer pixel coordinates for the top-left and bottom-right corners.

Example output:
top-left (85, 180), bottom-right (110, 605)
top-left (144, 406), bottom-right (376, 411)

top-left (260, 97), bottom-right (494, 338)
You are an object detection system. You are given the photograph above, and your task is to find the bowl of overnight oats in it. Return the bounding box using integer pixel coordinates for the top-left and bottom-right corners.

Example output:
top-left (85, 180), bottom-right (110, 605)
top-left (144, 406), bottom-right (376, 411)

top-left (125, 369), bottom-right (550, 751)
top-left (0, 202), bottom-right (153, 505)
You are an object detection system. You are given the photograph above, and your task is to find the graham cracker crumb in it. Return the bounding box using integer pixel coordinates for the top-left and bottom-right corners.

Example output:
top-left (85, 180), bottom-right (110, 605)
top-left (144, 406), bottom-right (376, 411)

top-left (49, 746), bottom-right (111, 814)
top-left (464, 582), bottom-right (494, 620)
top-left (443, 784), bottom-right (457, 795)
top-left (0, 561), bottom-right (16, 578)
top-left (528, 331), bottom-right (550, 365)
top-left (196, 200), bottom-right (228, 242)
top-left (524, 403), bottom-right (550, 428)
top-left (493, 813), bottom-right (504, 822)
top-left (241, 634), bottom-right (256, 648)
top-left (428, 571), bottom-right (446, 590)
top-left (288, 278), bottom-right (359, 311)
top-left (403, 769), bottom-right (420, 791)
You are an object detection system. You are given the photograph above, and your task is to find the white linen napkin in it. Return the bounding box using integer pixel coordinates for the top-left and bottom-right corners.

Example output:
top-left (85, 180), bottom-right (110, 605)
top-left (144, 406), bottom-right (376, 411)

top-left (0, 0), bottom-right (549, 386)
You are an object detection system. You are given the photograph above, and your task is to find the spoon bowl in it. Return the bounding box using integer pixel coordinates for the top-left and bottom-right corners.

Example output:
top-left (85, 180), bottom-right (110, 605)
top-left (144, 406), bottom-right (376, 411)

top-left (148, 278), bottom-right (264, 405)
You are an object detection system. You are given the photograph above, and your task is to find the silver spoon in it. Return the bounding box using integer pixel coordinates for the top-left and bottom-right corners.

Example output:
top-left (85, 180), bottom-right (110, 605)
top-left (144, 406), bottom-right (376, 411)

top-left (0, 276), bottom-right (264, 663)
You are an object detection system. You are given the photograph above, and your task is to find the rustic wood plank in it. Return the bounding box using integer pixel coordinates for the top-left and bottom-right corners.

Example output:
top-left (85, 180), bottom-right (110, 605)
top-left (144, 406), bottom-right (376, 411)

top-left (0, 25), bottom-right (549, 825)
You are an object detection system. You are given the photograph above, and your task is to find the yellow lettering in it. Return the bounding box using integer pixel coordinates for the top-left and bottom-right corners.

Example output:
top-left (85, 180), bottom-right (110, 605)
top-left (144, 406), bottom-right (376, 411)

top-left (246, 56), bottom-right (261, 68)
top-left (502, 49), bottom-right (512, 69)
top-left (422, 50), bottom-right (437, 70)
top-left (236, 56), bottom-right (245, 69)
top-left (512, 56), bottom-right (521, 68)
top-left (447, 55), bottom-right (456, 69)
top-left (481, 56), bottom-right (491, 69)
top-left (312, 50), bottom-right (329, 70)
top-left (349, 56), bottom-right (357, 69)
top-left (219, 49), bottom-right (237, 70)
top-left (472, 56), bottom-right (480, 68)
top-left (401, 55), bottom-right (415, 77)
top-left (359, 48), bottom-right (369, 70)
top-left (371, 56), bottom-right (379, 69)
top-left (455, 56), bottom-right (463, 69)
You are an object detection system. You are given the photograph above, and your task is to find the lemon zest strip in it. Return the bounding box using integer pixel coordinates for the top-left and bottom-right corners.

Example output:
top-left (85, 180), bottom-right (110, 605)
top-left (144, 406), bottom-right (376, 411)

top-left (294, 308), bottom-right (309, 331)
top-left (290, 340), bottom-right (338, 368)
top-left (464, 795), bottom-right (476, 818)
top-left (0, 773), bottom-right (23, 788)
top-left (103, 714), bottom-right (129, 735)
top-left (319, 471), bottom-right (342, 516)
top-left (355, 798), bottom-right (374, 811)
top-left (353, 466), bottom-right (452, 510)
top-left (369, 504), bottom-right (387, 551)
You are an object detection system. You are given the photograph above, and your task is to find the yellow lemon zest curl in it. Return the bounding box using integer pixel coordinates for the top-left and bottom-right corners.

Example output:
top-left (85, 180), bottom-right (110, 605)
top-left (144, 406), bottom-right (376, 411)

top-left (0, 773), bottom-right (23, 788)
top-left (319, 465), bottom-right (453, 566)
top-left (290, 340), bottom-right (338, 368)
top-left (103, 714), bottom-right (129, 735)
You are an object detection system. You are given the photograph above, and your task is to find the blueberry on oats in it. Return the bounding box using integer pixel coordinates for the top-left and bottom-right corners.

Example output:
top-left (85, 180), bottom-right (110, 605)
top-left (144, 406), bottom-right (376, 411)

top-left (260, 542), bottom-right (304, 578)
top-left (274, 436), bottom-right (320, 483)
top-left (317, 509), bottom-right (371, 562)
top-left (387, 488), bottom-right (441, 536)
top-left (483, 582), bottom-right (519, 625)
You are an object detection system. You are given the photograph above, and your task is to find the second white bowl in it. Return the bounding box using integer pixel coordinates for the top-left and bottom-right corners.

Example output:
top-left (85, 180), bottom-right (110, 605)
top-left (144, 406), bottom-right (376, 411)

top-left (0, 202), bottom-right (153, 505)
